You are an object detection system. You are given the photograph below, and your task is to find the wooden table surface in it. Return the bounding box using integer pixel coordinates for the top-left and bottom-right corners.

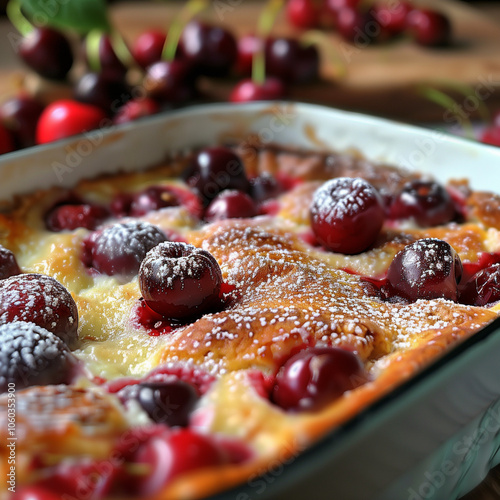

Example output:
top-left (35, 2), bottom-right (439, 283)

top-left (1, 1), bottom-right (500, 499)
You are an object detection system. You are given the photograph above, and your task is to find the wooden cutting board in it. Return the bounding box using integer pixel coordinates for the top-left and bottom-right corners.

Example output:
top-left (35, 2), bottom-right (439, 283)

top-left (108, 0), bottom-right (500, 123)
top-left (0, 0), bottom-right (499, 123)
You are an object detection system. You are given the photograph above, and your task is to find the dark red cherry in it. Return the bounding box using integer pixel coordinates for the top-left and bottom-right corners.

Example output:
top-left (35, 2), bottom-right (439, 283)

top-left (36, 99), bottom-right (107, 144)
top-left (0, 273), bottom-right (79, 348)
top-left (336, 7), bottom-right (379, 44)
top-left (179, 21), bottom-right (237, 77)
top-left (144, 60), bottom-right (196, 105)
top-left (389, 180), bottom-right (455, 227)
top-left (286, 0), bottom-right (321, 29)
top-left (229, 77), bottom-right (287, 102)
top-left (406, 8), bottom-right (451, 47)
top-left (132, 429), bottom-right (225, 496)
top-left (87, 221), bottom-right (167, 278)
top-left (386, 238), bottom-right (463, 302)
top-left (139, 241), bottom-right (223, 320)
top-left (0, 94), bottom-right (44, 149)
top-left (271, 347), bottom-right (367, 412)
top-left (310, 177), bottom-right (385, 254)
top-left (265, 38), bottom-right (320, 84)
top-left (0, 122), bottom-right (13, 154)
top-left (250, 173), bottom-right (284, 202)
top-left (460, 264), bottom-right (500, 307)
top-left (19, 27), bottom-right (73, 80)
top-left (94, 34), bottom-right (128, 78)
top-left (119, 379), bottom-right (199, 427)
top-left (113, 97), bottom-right (159, 125)
top-left (11, 486), bottom-right (62, 500)
top-left (0, 321), bottom-right (80, 392)
top-left (0, 244), bottom-right (21, 280)
top-left (372, 1), bottom-right (414, 35)
top-left (205, 190), bottom-right (258, 222)
top-left (132, 30), bottom-right (167, 69)
top-left (129, 186), bottom-right (180, 217)
top-left (186, 147), bottom-right (250, 205)
top-left (235, 34), bottom-right (263, 76)
top-left (74, 72), bottom-right (132, 115)
top-left (45, 203), bottom-right (109, 231)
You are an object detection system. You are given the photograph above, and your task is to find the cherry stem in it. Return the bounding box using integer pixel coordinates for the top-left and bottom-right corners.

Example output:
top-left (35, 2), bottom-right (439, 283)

top-left (252, 0), bottom-right (285, 85)
top-left (7, 0), bottom-right (33, 37)
top-left (418, 86), bottom-right (475, 139)
top-left (111, 29), bottom-right (134, 69)
top-left (301, 30), bottom-right (347, 80)
top-left (86, 29), bottom-right (102, 73)
top-left (162, 0), bottom-right (209, 62)
top-left (428, 79), bottom-right (490, 124)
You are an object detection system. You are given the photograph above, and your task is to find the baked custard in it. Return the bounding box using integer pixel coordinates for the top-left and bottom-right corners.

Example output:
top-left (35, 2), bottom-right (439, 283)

top-left (0, 137), bottom-right (499, 499)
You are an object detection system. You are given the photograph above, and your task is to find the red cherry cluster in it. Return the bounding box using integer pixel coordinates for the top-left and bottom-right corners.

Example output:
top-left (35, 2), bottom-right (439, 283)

top-left (310, 177), bottom-right (459, 255)
top-left (286, 0), bottom-right (451, 47)
top-left (0, 0), bottom-right (324, 153)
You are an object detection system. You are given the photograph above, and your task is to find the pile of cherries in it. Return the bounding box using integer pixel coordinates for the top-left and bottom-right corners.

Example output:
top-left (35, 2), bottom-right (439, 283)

top-left (0, 5), bottom-right (324, 154)
top-left (286, 0), bottom-right (452, 47)
top-left (309, 175), bottom-right (500, 306)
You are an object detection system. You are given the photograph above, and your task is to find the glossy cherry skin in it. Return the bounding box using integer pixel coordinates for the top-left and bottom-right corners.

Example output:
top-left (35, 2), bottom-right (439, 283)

top-left (286, 0), bottom-right (321, 29)
top-left (139, 241), bottom-right (223, 320)
top-left (10, 486), bottom-right (62, 500)
top-left (271, 347), bottom-right (367, 412)
top-left (0, 244), bottom-right (21, 280)
top-left (179, 21), bottom-right (237, 77)
top-left (19, 27), bottom-right (73, 80)
top-left (129, 186), bottom-right (180, 216)
top-left (132, 429), bottom-right (225, 496)
top-left (265, 38), bottom-right (320, 84)
top-left (120, 379), bottom-right (199, 427)
top-left (310, 177), bottom-right (385, 254)
top-left (36, 99), bottom-right (107, 144)
top-left (96, 34), bottom-right (128, 78)
top-left (406, 8), bottom-right (451, 47)
top-left (186, 147), bottom-right (250, 205)
top-left (336, 7), bottom-right (379, 44)
top-left (0, 94), bottom-right (44, 149)
top-left (235, 34), bottom-right (263, 76)
top-left (229, 77), bottom-right (287, 102)
top-left (113, 97), bottom-right (160, 125)
top-left (389, 180), bottom-right (455, 227)
top-left (386, 238), bottom-right (463, 302)
top-left (132, 30), bottom-right (167, 69)
top-left (205, 190), bottom-right (258, 222)
top-left (74, 72), bottom-right (132, 115)
top-left (372, 1), bottom-right (414, 35)
top-left (144, 60), bottom-right (196, 104)
top-left (0, 123), bottom-right (14, 155)
top-left (45, 203), bottom-right (109, 231)
top-left (0, 273), bottom-right (79, 348)
top-left (250, 173), bottom-right (284, 202)
top-left (86, 221), bottom-right (167, 279)
top-left (460, 264), bottom-right (500, 307)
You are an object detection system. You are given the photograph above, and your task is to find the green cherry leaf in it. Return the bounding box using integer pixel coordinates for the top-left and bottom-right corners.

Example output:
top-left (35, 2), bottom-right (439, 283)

top-left (19, 0), bottom-right (111, 34)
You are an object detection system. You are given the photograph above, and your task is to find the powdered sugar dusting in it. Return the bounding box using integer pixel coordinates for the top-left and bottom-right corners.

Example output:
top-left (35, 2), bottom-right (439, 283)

top-left (156, 221), bottom-right (489, 374)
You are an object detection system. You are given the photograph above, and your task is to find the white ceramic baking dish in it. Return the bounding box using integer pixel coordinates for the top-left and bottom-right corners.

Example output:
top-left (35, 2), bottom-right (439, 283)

top-left (3, 102), bottom-right (500, 500)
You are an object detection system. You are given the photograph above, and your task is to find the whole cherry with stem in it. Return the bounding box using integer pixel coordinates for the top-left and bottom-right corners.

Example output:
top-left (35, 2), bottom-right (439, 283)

top-left (230, 0), bottom-right (287, 102)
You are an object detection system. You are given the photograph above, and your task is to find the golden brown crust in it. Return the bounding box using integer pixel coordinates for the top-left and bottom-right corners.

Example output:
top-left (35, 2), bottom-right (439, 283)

top-left (0, 141), bottom-right (499, 499)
